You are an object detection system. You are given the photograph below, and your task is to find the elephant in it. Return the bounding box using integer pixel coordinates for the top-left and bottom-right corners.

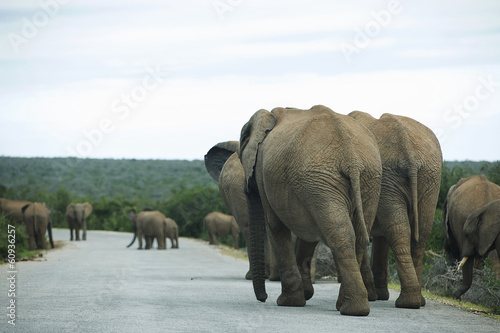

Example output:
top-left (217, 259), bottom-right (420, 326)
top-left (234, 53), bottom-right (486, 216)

top-left (0, 198), bottom-right (32, 224)
top-left (205, 141), bottom-right (280, 280)
top-left (442, 174), bottom-right (500, 299)
top-left (127, 209), bottom-right (179, 249)
top-left (65, 202), bottom-right (93, 241)
top-left (349, 111), bottom-right (443, 309)
top-left (204, 211), bottom-right (240, 249)
top-left (21, 202), bottom-right (54, 251)
top-left (238, 105), bottom-right (382, 316)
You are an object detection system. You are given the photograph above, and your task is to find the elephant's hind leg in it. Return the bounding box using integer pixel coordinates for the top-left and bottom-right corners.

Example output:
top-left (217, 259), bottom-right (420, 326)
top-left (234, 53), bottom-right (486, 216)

top-left (320, 208), bottom-right (370, 316)
top-left (381, 205), bottom-right (421, 309)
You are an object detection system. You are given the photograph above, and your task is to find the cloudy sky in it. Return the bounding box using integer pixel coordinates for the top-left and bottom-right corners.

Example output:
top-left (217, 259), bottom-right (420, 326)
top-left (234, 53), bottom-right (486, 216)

top-left (1, 0), bottom-right (499, 161)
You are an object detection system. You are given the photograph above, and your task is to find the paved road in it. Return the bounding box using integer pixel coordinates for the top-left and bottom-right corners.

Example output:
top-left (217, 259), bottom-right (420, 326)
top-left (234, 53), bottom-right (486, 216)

top-left (2, 229), bottom-right (499, 332)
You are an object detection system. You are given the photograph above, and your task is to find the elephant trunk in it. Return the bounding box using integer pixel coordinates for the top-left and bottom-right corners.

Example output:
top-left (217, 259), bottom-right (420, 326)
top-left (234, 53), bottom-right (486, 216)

top-left (247, 190), bottom-right (268, 302)
top-left (127, 226), bottom-right (137, 248)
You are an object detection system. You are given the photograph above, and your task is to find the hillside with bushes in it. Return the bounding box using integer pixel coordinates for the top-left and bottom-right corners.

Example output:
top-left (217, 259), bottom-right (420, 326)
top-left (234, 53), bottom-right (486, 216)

top-left (1, 157), bottom-right (499, 311)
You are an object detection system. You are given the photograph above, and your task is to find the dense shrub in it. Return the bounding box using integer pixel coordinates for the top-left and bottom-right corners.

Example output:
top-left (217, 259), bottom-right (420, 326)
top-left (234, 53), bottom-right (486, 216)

top-left (0, 214), bottom-right (29, 260)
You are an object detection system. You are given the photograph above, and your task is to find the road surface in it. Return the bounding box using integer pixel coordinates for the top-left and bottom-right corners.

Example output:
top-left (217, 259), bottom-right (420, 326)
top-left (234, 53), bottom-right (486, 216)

top-left (2, 229), bottom-right (499, 332)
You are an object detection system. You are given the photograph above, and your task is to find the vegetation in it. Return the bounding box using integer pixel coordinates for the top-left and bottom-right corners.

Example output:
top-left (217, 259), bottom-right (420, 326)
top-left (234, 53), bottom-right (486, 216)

top-left (1, 156), bottom-right (499, 311)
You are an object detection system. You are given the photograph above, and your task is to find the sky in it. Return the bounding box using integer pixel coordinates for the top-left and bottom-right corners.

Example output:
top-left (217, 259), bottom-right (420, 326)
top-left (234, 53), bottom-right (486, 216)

top-left (1, 0), bottom-right (500, 161)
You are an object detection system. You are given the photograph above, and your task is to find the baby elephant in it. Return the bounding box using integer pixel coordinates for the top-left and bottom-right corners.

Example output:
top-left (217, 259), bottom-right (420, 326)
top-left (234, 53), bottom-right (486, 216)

top-left (204, 212), bottom-right (240, 249)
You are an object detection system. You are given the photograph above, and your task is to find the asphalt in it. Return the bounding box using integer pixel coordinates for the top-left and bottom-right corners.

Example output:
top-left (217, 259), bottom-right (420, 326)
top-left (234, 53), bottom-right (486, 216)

top-left (1, 229), bottom-right (499, 332)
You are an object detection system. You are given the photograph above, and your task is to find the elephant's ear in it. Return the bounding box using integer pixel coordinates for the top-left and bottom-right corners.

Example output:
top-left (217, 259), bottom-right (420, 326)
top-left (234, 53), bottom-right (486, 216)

top-left (66, 204), bottom-right (75, 216)
top-left (470, 200), bottom-right (500, 256)
top-left (83, 202), bottom-right (93, 218)
top-left (238, 109), bottom-right (276, 192)
top-left (204, 141), bottom-right (239, 182)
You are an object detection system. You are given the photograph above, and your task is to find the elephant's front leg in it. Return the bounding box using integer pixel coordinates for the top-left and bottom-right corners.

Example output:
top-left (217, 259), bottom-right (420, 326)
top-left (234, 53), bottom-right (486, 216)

top-left (75, 227), bottom-right (80, 241)
top-left (266, 210), bottom-right (305, 307)
top-left (295, 239), bottom-right (318, 300)
top-left (137, 230), bottom-right (143, 249)
top-left (371, 235), bottom-right (390, 300)
top-left (69, 228), bottom-right (74, 241)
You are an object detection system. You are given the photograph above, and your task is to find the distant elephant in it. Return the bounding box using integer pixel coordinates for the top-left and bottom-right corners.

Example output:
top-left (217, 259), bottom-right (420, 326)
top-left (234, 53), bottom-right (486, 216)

top-left (0, 198), bottom-right (32, 224)
top-left (127, 209), bottom-right (179, 249)
top-left (21, 202), bottom-right (54, 250)
top-left (65, 202), bottom-right (93, 241)
top-left (442, 175), bottom-right (500, 299)
top-left (349, 111), bottom-right (442, 309)
top-left (238, 106), bottom-right (382, 316)
top-left (205, 141), bottom-right (279, 280)
top-left (204, 212), bottom-right (240, 249)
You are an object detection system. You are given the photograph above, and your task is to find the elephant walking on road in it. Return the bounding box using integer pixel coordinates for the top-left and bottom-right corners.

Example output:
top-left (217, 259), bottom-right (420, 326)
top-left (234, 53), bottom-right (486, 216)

top-left (21, 202), bottom-right (54, 250)
top-left (442, 175), bottom-right (500, 299)
top-left (349, 111), bottom-right (443, 309)
top-left (238, 106), bottom-right (382, 316)
top-left (204, 212), bottom-right (240, 249)
top-left (66, 202), bottom-right (93, 241)
top-left (127, 209), bottom-right (179, 249)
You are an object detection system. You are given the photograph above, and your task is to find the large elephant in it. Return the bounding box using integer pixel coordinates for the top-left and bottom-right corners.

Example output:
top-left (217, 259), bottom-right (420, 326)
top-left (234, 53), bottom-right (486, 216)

top-left (65, 202), bottom-right (93, 241)
top-left (349, 111), bottom-right (442, 309)
top-left (442, 175), bottom-right (500, 299)
top-left (0, 198), bottom-right (31, 224)
top-left (21, 202), bottom-right (54, 250)
top-left (238, 105), bottom-right (382, 316)
top-left (205, 141), bottom-right (279, 280)
top-left (127, 209), bottom-right (179, 249)
top-left (204, 211), bottom-right (240, 249)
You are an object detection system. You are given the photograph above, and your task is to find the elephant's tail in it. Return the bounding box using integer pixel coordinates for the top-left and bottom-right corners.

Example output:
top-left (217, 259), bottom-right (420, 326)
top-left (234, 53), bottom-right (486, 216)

top-left (410, 165), bottom-right (419, 243)
top-left (48, 219), bottom-right (54, 249)
top-left (350, 169), bottom-right (370, 247)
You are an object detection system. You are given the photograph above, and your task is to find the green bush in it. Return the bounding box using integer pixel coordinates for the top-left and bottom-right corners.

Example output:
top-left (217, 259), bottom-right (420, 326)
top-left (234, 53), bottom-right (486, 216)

top-left (0, 214), bottom-right (29, 260)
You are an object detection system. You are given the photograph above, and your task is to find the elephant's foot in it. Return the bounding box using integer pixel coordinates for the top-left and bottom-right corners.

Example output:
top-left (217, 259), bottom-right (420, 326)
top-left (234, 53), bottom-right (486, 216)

top-left (420, 295), bottom-right (426, 307)
top-left (395, 291), bottom-right (421, 309)
top-left (339, 298), bottom-right (370, 316)
top-left (376, 287), bottom-right (390, 301)
top-left (303, 281), bottom-right (314, 301)
top-left (336, 283), bottom-right (370, 316)
top-left (277, 290), bottom-right (306, 307)
top-left (245, 270), bottom-right (252, 280)
top-left (277, 269), bottom-right (306, 306)
top-left (366, 284), bottom-right (378, 302)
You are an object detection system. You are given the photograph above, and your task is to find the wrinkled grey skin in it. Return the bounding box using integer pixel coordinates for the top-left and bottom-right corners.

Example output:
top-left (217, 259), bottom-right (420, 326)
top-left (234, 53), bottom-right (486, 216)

top-left (22, 202), bottom-right (54, 250)
top-left (127, 210), bottom-right (179, 249)
top-left (204, 212), bottom-right (240, 249)
top-left (66, 202), bottom-right (93, 241)
top-left (442, 175), bottom-right (500, 299)
top-left (205, 141), bottom-right (279, 280)
top-left (239, 105), bottom-right (382, 316)
top-left (349, 111), bottom-right (442, 309)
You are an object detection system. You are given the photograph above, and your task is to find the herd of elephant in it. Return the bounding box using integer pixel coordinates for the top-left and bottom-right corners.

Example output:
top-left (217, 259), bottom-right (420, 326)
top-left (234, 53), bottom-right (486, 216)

top-left (0, 199), bottom-right (183, 251)
top-left (1, 105), bottom-right (499, 317)
top-left (204, 105), bottom-right (500, 316)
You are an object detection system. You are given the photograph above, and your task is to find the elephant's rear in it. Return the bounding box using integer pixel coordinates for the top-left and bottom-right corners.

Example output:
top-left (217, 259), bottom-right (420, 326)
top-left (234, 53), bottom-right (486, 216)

top-left (262, 106), bottom-right (382, 244)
